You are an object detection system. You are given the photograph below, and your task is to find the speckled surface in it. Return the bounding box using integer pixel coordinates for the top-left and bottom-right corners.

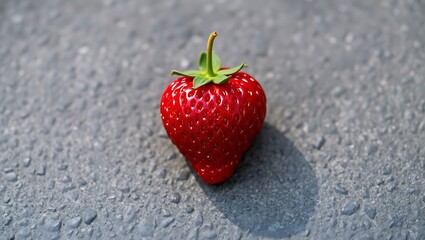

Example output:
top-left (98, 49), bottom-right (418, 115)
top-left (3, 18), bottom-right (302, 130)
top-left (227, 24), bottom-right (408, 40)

top-left (1, 0), bottom-right (424, 239)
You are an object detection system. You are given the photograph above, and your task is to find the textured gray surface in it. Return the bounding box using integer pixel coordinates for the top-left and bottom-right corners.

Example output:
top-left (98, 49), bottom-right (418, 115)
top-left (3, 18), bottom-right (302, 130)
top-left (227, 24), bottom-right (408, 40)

top-left (1, 0), bottom-right (424, 239)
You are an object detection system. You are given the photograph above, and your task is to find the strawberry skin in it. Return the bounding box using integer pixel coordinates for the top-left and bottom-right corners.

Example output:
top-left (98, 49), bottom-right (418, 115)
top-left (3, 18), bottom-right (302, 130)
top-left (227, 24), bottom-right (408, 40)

top-left (160, 32), bottom-right (266, 184)
top-left (161, 72), bottom-right (266, 184)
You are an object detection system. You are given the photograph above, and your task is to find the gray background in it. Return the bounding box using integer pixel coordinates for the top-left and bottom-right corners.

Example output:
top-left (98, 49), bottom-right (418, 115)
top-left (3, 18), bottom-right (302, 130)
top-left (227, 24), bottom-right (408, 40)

top-left (1, 0), bottom-right (424, 239)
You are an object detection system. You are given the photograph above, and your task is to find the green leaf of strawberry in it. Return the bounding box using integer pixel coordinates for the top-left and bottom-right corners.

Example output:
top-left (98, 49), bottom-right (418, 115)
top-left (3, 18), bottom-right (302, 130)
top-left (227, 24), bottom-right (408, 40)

top-left (217, 63), bottom-right (247, 75)
top-left (170, 32), bottom-right (247, 89)
top-left (199, 51), bottom-right (221, 73)
top-left (170, 70), bottom-right (203, 77)
top-left (193, 75), bottom-right (213, 88)
top-left (211, 74), bottom-right (230, 84)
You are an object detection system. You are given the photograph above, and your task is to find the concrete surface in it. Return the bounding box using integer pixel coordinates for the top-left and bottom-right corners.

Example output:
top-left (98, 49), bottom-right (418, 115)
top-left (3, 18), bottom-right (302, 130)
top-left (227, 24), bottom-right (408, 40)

top-left (1, 0), bottom-right (424, 239)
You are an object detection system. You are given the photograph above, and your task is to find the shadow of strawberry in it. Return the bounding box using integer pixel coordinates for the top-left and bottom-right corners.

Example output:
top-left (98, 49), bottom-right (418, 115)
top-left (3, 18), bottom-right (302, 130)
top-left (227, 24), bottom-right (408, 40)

top-left (199, 123), bottom-right (318, 238)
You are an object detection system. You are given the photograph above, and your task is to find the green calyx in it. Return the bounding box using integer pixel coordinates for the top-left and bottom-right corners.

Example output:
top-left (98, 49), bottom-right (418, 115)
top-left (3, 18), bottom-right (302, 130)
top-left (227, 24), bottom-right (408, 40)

top-left (170, 32), bottom-right (247, 89)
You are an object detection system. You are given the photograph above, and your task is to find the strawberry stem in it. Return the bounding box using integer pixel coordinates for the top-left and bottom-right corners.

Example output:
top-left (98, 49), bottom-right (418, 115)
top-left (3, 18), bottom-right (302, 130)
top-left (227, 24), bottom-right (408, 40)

top-left (170, 31), bottom-right (247, 89)
top-left (206, 32), bottom-right (218, 77)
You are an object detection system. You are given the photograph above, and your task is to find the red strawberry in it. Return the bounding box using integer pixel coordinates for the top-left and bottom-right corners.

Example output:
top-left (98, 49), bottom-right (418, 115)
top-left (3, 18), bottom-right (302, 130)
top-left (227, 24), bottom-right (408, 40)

top-left (160, 32), bottom-right (266, 184)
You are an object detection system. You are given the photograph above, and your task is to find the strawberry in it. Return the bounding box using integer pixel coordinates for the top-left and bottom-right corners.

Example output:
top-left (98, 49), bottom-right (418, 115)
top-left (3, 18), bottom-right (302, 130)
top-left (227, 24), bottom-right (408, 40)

top-left (160, 32), bottom-right (266, 184)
